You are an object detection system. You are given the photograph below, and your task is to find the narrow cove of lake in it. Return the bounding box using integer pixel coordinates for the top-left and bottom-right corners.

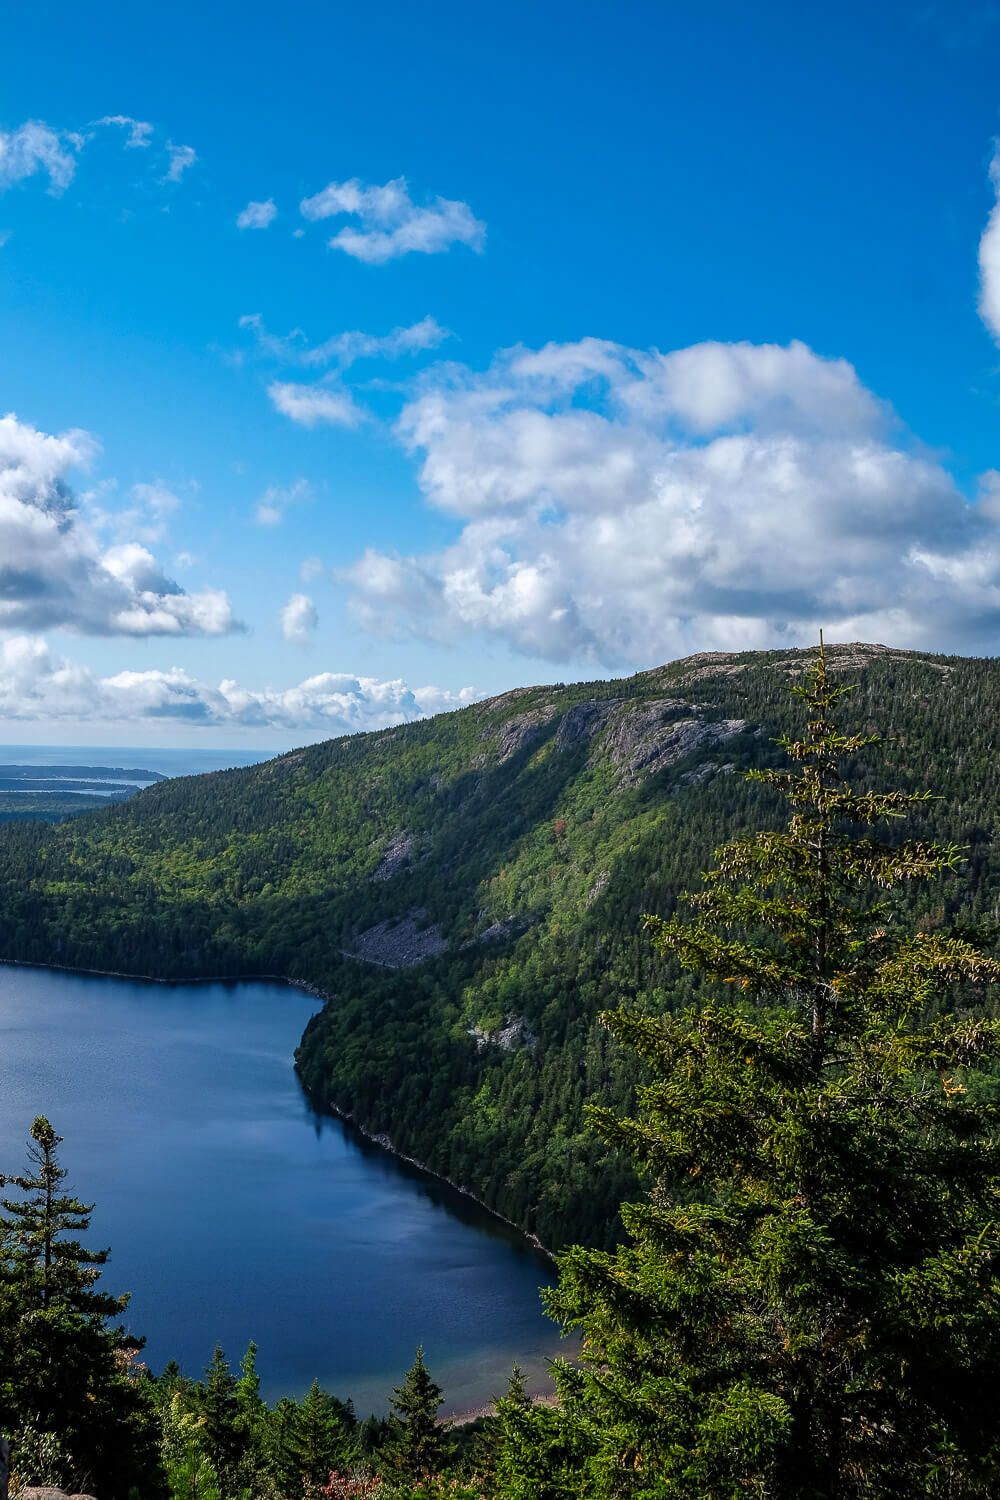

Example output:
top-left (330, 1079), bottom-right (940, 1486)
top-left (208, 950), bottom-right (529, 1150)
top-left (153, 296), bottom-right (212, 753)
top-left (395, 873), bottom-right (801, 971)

top-left (0, 965), bottom-right (560, 1414)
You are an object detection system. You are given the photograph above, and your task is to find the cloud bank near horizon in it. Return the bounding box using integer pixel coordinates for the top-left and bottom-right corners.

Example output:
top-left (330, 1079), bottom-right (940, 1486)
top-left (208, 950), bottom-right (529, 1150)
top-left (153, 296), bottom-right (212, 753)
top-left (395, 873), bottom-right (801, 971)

top-left (0, 634), bottom-right (478, 733)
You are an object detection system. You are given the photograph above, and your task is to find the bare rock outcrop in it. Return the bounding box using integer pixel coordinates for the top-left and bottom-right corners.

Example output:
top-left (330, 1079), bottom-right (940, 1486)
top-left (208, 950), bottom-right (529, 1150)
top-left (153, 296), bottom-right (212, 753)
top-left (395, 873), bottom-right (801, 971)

top-left (481, 705), bottom-right (559, 763)
top-left (662, 641), bottom-right (950, 690)
top-left (18, 1491), bottom-right (98, 1500)
top-left (554, 699), bottom-right (615, 751)
top-left (371, 832), bottom-right (416, 881)
top-left (468, 1015), bottom-right (537, 1052)
top-left (601, 701), bottom-right (746, 786)
top-left (351, 911), bottom-right (446, 968)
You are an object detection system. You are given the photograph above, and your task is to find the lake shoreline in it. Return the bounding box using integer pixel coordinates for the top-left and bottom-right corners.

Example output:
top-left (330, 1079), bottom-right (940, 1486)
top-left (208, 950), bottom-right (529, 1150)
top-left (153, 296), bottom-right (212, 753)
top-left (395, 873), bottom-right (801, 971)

top-left (321, 1099), bottom-right (554, 1260)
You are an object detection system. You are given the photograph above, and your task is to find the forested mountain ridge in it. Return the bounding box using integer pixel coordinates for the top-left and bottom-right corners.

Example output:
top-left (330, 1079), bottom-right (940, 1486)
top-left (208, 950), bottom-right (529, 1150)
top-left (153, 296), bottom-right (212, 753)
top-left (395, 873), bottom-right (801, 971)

top-left (0, 641), bottom-right (997, 1248)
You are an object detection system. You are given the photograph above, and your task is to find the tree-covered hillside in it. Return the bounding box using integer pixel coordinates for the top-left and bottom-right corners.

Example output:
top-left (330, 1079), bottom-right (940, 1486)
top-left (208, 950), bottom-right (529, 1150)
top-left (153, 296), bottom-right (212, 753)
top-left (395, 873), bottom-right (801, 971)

top-left (0, 643), bottom-right (997, 1249)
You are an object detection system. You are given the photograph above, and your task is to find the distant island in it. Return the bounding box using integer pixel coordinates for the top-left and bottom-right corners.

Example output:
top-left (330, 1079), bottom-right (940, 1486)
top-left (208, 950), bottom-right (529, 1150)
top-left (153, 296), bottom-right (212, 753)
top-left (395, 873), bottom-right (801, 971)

top-left (0, 764), bottom-right (167, 823)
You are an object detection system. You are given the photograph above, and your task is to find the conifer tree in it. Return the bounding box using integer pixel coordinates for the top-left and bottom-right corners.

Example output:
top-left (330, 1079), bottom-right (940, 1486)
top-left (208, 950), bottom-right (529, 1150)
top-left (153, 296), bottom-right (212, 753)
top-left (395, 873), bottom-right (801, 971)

top-left (389, 1347), bottom-right (447, 1480)
top-left (235, 1341), bottom-right (265, 1431)
top-left (0, 1116), bottom-right (162, 1499)
top-left (293, 1379), bottom-right (354, 1496)
top-left (500, 644), bottom-right (1000, 1497)
top-left (199, 1346), bottom-right (248, 1497)
top-left (1, 1116), bottom-right (125, 1319)
top-left (268, 1395), bottom-right (303, 1499)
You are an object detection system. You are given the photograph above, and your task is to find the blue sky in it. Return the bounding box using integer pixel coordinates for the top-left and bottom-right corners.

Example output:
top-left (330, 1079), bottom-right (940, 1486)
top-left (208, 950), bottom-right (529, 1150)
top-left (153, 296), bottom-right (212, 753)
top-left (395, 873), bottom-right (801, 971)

top-left (2, 0), bottom-right (1000, 746)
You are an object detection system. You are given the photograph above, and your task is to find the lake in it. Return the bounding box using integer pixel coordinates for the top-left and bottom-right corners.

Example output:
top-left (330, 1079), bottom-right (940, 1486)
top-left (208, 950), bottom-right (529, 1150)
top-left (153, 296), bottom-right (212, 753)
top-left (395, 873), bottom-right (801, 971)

top-left (0, 965), bottom-right (560, 1414)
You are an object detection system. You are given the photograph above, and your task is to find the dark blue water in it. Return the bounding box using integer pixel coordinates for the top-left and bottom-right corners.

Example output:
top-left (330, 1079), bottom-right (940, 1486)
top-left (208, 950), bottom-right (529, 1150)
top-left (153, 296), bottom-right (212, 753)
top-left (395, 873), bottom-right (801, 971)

top-left (0, 966), bottom-right (559, 1414)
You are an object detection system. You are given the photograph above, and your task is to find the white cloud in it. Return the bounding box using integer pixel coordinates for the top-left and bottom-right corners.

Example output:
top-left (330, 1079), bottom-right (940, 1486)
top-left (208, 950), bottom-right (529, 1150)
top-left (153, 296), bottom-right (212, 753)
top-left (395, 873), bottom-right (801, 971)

top-left (237, 197), bottom-right (277, 230)
top-left (0, 121), bottom-right (80, 194)
top-left (344, 337), bottom-right (1000, 663)
top-left (97, 115), bottom-right (154, 148)
top-left (110, 481), bottom-right (183, 544)
top-left (299, 175), bottom-right (485, 263)
top-left (280, 592), bottom-right (318, 642)
top-left (267, 381), bottom-right (364, 428)
top-left (255, 478), bottom-right (311, 526)
top-left (0, 633), bottom-right (477, 731)
top-left (164, 142), bottom-right (197, 183)
top-left (300, 556), bottom-right (324, 582)
top-left (0, 412), bottom-right (238, 637)
top-left (240, 312), bottom-right (450, 368)
top-left (979, 142), bottom-right (1000, 342)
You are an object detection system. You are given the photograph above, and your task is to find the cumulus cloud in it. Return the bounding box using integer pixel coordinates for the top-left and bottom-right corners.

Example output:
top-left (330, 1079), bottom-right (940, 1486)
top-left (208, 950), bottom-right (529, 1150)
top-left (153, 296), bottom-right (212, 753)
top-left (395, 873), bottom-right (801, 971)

top-left (255, 478), bottom-right (311, 526)
top-left (97, 115), bottom-right (154, 148)
top-left (280, 592), bottom-right (318, 642)
top-left (0, 634), bottom-right (477, 732)
top-left (267, 381), bottom-right (364, 428)
top-left (237, 197), bottom-right (277, 230)
top-left (240, 312), bottom-right (449, 368)
top-left (343, 337), bottom-right (1000, 664)
top-left (299, 175), bottom-right (485, 263)
top-left (979, 142), bottom-right (1000, 342)
top-left (164, 142), bottom-right (197, 183)
top-left (0, 121), bottom-right (80, 194)
top-left (0, 412), bottom-right (238, 637)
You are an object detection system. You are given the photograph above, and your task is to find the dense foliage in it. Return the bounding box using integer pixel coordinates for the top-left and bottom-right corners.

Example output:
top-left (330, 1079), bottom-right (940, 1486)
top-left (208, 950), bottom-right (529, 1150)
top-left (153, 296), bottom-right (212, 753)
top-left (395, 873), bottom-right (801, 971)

top-left (0, 645), bottom-right (998, 1250)
top-left (494, 649), bottom-right (1000, 1497)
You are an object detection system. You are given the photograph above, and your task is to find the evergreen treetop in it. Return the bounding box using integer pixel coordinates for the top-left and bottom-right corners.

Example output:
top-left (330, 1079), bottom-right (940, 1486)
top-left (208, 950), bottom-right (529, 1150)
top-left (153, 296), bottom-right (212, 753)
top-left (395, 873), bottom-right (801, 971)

top-left (0, 1115), bottom-right (126, 1319)
top-left (389, 1347), bottom-right (447, 1480)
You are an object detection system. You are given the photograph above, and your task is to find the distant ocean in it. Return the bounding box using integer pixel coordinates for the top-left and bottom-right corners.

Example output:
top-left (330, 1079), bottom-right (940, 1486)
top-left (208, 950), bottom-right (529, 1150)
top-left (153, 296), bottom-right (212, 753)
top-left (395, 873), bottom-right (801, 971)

top-left (0, 744), bottom-right (272, 780)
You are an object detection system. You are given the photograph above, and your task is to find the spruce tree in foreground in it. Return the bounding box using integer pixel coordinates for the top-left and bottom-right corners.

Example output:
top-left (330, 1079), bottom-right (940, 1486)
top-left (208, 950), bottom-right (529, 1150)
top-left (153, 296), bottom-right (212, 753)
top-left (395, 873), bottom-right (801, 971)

top-left (0, 1116), bottom-right (162, 1498)
top-left (389, 1346), bottom-right (447, 1480)
top-left (499, 645), bottom-right (1000, 1498)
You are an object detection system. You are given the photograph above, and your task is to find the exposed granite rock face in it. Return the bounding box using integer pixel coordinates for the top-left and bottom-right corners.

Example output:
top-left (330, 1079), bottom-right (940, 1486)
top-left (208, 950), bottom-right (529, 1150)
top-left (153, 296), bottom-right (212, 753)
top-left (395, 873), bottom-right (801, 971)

top-left (468, 1015), bottom-right (537, 1052)
top-left (371, 832), bottom-right (415, 881)
top-left (351, 911), bottom-right (446, 967)
top-left (661, 641), bottom-right (951, 690)
top-left (601, 701), bottom-right (746, 786)
top-left (474, 915), bottom-right (528, 946)
top-left (586, 870), bottom-right (610, 905)
top-left (482, 705), bottom-right (559, 763)
top-left (554, 700), bottom-right (614, 751)
top-left (18, 1491), bottom-right (98, 1500)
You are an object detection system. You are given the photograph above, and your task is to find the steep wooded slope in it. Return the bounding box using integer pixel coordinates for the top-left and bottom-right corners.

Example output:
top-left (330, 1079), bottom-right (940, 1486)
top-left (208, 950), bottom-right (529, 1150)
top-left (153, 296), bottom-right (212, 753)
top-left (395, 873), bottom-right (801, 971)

top-left (0, 643), bottom-right (997, 1246)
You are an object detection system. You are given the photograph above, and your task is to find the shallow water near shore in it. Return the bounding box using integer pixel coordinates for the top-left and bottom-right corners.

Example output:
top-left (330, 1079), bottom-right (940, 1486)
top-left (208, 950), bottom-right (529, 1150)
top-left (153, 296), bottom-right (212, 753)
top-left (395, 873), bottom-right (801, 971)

top-left (0, 965), bottom-right (560, 1413)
